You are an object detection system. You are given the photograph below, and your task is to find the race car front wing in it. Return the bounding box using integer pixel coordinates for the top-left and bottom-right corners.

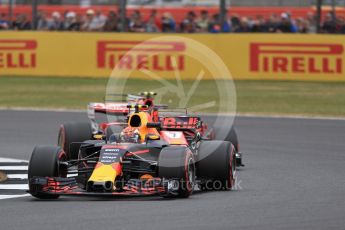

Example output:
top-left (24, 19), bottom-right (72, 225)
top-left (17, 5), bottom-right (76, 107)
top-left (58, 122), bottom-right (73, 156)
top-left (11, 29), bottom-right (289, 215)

top-left (28, 176), bottom-right (173, 197)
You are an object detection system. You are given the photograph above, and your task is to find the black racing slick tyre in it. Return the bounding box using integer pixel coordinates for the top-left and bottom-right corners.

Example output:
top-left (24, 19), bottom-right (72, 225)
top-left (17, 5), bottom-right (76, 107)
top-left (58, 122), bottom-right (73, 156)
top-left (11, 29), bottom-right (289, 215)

top-left (28, 146), bottom-right (67, 199)
top-left (220, 127), bottom-right (239, 152)
top-left (58, 122), bottom-right (93, 160)
top-left (197, 141), bottom-right (235, 191)
top-left (224, 128), bottom-right (243, 166)
top-left (158, 147), bottom-right (196, 198)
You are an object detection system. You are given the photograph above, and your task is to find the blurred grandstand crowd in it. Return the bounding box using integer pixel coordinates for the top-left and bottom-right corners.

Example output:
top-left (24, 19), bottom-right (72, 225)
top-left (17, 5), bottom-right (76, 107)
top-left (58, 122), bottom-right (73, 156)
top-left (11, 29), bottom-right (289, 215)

top-left (0, 9), bottom-right (344, 33)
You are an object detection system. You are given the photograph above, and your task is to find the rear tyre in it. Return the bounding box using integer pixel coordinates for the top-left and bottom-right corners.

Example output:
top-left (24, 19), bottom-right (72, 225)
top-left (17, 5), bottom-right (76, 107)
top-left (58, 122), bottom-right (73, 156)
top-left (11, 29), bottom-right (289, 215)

top-left (158, 147), bottom-right (195, 198)
top-left (58, 122), bottom-right (92, 160)
top-left (197, 141), bottom-right (235, 191)
top-left (28, 146), bottom-right (67, 199)
top-left (219, 127), bottom-right (239, 152)
top-left (218, 127), bottom-right (243, 167)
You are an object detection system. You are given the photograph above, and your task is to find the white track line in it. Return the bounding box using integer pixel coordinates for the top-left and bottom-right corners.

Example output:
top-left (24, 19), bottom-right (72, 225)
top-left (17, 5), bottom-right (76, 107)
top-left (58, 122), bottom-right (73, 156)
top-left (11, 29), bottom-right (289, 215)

top-left (0, 166), bottom-right (28, 170)
top-left (0, 184), bottom-right (28, 190)
top-left (0, 194), bottom-right (30, 200)
top-left (0, 157), bottom-right (28, 163)
top-left (6, 174), bottom-right (27, 179)
top-left (0, 158), bottom-right (30, 201)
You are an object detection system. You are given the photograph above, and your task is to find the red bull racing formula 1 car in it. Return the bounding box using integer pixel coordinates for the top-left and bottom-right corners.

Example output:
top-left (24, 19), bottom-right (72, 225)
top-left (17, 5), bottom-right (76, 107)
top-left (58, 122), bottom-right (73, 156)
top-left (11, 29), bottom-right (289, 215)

top-left (28, 104), bottom-right (237, 199)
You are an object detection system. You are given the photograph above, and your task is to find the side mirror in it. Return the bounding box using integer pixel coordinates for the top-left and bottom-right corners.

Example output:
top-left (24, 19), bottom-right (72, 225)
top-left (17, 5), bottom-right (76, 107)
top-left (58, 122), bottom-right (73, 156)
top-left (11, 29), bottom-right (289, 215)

top-left (147, 122), bottom-right (161, 129)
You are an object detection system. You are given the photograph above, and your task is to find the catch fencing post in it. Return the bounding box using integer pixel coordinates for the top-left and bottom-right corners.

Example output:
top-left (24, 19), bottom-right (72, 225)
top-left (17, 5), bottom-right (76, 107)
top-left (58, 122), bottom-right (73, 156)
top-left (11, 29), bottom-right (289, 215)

top-left (316, 0), bottom-right (323, 33)
top-left (32, 0), bottom-right (38, 30)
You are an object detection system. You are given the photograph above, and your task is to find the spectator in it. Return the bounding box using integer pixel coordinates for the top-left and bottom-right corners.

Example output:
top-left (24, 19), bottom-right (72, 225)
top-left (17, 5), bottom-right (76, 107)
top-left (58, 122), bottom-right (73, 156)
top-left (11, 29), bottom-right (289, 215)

top-left (103, 11), bottom-right (119, 32)
top-left (161, 12), bottom-right (176, 32)
top-left (276, 13), bottom-right (293, 33)
top-left (338, 17), bottom-right (345, 34)
top-left (146, 14), bottom-right (160, 32)
top-left (180, 11), bottom-right (197, 33)
top-left (296, 17), bottom-right (309, 33)
top-left (267, 13), bottom-right (279, 32)
top-left (129, 10), bottom-right (141, 28)
top-left (196, 10), bottom-right (209, 33)
top-left (288, 14), bottom-right (298, 33)
top-left (322, 13), bottom-right (337, 33)
top-left (63, 11), bottom-right (74, 30)
top-left (68, 13), bottom-right (83, 31)
top-left (251, 15), bottom-right (268, 32)
top-left (209, 14), bottom-right (231, 33)
top-left (37, 11), bottom-right (49, 30)
top-left (130, 17), bottom-right (145, 32)
top-left (231, 14), bottom-right (240, 30)
top-left (150, 9), bottom-right (162, 31)
top-left (1, 9), bottom-right (343, 34)
top-left (131, 10), bottom-right (141, 20)
top-left (306, 12), bottom-right (317, 33)
top-left (0, 13), bottom-right (9, 30)
top-left (12, 14), bottom-right (31, 30)
top-left (94, 10), bottom-right (106, 30)
top-left (48, 11), bottom-right (64, 31)
top-left (234, 17), bottom-right (251, 32)
top-left (81, 9), bottom-right (100, 31)
top-left (64, 11), bottom-right (81, 31)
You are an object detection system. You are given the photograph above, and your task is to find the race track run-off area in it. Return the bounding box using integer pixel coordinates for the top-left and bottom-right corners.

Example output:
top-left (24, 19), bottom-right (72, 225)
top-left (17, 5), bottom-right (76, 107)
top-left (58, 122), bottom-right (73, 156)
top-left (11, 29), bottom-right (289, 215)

top-left (0, 110), bottom-right (345, 230)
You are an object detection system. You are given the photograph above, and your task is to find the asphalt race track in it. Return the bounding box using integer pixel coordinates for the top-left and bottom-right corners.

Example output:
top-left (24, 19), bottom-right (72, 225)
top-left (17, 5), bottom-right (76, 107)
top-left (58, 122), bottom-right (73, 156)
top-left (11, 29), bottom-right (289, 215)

top-left (0, 110), bottom-right (345, 230)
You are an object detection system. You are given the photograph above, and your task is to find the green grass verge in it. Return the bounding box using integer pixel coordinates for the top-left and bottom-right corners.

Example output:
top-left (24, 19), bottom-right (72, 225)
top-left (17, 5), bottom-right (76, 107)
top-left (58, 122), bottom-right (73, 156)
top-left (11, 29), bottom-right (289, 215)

top-left (0, 76), bottom-right (345, 117)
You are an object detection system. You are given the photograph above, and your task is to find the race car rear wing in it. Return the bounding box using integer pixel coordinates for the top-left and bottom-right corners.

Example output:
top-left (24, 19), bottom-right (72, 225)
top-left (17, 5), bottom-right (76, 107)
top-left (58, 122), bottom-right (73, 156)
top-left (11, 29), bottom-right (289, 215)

top-left (87, 102), bottom-right (129, 133)
top-left (88, 102), bottom-right (129, 116)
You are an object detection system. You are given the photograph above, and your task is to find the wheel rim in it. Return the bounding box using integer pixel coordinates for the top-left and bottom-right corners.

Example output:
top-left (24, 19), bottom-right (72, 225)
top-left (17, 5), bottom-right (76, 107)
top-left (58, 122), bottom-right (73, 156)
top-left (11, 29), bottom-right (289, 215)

top-left (227, 150), bottom-right (235, 189)
top-left (58, 126), bottom-right (65, 150)
top-left (57, 151), bottom-right (67, 178)
top-left (186, 157), bottom-right (195, 191)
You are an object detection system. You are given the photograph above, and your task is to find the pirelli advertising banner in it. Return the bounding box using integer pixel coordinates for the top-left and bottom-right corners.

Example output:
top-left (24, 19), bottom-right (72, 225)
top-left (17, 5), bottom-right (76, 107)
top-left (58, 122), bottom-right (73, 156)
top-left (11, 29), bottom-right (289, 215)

top-left (0, 32), bottom-right (344, 81)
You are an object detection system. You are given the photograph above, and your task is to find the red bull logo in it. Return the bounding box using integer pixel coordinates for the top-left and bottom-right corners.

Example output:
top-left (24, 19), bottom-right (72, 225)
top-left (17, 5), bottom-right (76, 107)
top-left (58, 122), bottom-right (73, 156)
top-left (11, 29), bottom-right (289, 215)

top-left (250, 43), bottom-right (343, 74)
top-left (0, 40), bottom-right (37, 68)
top-left (97, 41), bottom-right (185, 71)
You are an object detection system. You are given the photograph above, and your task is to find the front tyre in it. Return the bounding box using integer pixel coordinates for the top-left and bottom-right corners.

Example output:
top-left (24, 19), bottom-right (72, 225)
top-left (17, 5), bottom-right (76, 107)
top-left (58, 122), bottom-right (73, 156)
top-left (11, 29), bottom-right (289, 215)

top-left (28, 146), bottom-right (67, 199)
top-left (158, 147), bottom-right (195, 198)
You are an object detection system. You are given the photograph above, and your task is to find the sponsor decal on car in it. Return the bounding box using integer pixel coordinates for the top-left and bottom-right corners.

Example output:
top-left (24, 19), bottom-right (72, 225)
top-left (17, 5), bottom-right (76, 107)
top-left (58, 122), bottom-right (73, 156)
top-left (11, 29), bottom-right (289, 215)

top-left (162, 117), bottom-right (200, 129)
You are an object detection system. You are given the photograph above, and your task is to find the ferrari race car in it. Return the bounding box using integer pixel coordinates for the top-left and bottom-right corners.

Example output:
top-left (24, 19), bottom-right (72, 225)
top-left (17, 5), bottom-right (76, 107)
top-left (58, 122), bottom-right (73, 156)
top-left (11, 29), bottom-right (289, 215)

top-left (57, 92), bottom-right (243, 167)
top-left (28, 105), bottom-right (237, 199)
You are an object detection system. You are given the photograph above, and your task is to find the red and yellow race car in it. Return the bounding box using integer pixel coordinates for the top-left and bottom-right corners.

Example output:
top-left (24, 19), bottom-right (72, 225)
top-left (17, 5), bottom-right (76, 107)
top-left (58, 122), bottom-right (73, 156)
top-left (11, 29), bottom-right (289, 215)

top-left (28, 104), bottom-right (236, 199)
